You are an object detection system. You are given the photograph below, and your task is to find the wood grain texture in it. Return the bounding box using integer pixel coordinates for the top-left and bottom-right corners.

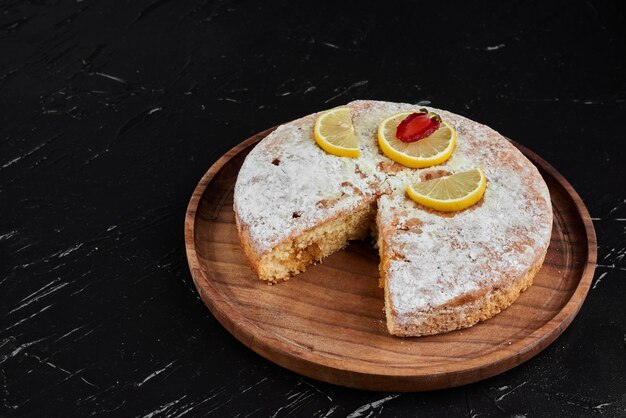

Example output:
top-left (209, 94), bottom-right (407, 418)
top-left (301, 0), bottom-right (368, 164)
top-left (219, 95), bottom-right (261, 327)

top-left (184, 128), bottom-right (597, 392)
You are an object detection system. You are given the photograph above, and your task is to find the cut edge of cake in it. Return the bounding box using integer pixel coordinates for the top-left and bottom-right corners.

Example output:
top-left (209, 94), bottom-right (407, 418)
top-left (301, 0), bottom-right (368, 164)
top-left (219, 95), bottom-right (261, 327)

top-left (235, 198), bottom-right (377, 283)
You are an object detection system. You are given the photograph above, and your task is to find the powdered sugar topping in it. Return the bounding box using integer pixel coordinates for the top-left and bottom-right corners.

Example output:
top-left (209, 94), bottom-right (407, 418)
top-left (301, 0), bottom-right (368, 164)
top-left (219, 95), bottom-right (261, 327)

top-left (234, 100), bottom-right (553, 317)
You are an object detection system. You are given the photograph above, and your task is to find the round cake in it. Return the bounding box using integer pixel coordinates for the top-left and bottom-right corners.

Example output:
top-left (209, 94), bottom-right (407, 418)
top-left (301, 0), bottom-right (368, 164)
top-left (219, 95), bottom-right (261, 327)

top-left (233, 100), bottom-right (553, 336)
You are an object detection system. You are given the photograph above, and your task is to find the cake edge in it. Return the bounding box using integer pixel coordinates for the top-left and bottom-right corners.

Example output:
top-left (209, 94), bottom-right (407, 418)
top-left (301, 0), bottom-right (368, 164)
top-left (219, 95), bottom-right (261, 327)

top-left (383, 245), bottom-right (549, 337)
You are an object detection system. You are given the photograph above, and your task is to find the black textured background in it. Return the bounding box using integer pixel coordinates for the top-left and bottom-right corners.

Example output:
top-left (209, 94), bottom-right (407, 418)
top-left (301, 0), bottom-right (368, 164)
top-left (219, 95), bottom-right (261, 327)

top-left (1, 0), bottom-right (625, 416)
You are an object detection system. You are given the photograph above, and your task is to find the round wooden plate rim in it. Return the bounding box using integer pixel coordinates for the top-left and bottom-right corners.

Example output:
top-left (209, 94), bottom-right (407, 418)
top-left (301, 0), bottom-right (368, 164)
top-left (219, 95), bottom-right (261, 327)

top-left (184, 126), bottom-right (597, 390)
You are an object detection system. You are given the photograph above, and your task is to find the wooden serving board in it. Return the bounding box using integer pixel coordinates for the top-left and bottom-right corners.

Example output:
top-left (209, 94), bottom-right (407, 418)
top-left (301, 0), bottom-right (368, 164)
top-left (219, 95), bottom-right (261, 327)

top-left (184, 127), bottom-right (597, 392)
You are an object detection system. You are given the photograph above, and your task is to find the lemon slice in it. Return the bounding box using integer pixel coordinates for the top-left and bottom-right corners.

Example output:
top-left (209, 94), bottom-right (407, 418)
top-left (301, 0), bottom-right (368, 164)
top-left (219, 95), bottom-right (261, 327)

top-left (378, 111), bottom-right (456, 168)
top-left (314, 107), bottom-right (359, 158)
top-left (406, 168), bottom-right (487, 212)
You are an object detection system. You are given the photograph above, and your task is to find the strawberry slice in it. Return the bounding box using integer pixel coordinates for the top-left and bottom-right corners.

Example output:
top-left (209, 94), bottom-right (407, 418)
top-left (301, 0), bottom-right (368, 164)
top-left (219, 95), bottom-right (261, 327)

top-left (396, 111), bottom-right (441, 143)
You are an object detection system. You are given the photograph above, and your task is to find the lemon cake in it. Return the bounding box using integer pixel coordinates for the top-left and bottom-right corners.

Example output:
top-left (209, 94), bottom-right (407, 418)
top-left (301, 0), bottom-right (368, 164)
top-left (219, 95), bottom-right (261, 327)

top-left (233, 100), bottom-right (553, 336)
